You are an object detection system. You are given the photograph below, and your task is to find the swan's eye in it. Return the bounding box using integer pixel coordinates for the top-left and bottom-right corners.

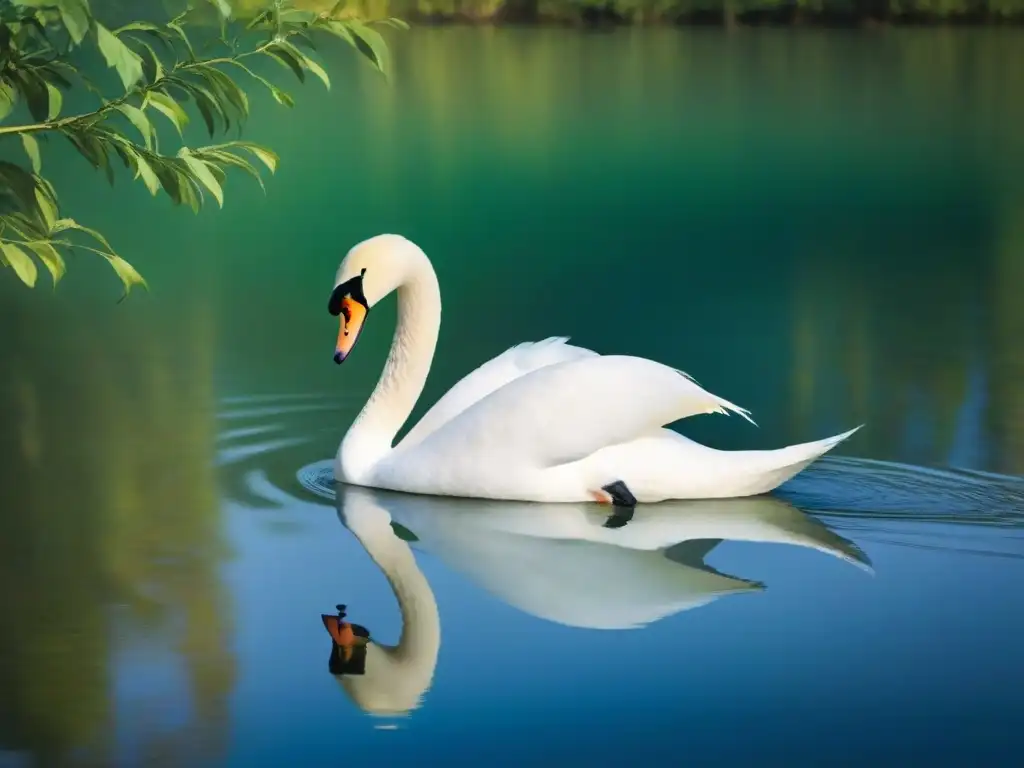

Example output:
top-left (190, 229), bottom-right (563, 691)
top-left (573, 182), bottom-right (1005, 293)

top-left (328, 273), bottom-right (368, 316)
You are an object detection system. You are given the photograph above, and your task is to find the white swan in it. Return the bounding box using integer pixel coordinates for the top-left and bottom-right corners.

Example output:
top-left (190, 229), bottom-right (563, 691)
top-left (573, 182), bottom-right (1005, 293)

top-left (327, 488), bottom-right (440, 717)
top-left (329, 234), bottom-right (861, 503)
top-left (325, 486), bottom-right (870, 716)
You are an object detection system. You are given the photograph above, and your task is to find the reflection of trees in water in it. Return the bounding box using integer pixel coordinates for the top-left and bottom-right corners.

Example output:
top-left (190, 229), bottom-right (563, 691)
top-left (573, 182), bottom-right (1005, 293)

top-left (789, 201), bottom-right (1024, 472)
top-left (0, 295), bottom-right (232, 766)
top-left (987, 193), bottom-right (1024, 475)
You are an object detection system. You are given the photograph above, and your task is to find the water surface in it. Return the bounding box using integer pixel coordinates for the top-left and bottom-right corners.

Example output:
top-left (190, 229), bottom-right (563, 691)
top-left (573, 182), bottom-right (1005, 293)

top-left (2, 27), bottom-right (1024, 767)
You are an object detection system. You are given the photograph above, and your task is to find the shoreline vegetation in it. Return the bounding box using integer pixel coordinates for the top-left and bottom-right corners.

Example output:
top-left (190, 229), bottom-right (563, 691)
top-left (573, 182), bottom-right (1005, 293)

top-left (231, 0), bottom-right (1024, 27)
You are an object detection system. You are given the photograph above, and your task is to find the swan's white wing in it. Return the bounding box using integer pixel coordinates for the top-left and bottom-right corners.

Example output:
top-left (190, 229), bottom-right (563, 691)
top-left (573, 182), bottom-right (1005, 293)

top-left (379, 355), bottom-right (753, 496)
top-left (398, 337), bottom-right (597, 449)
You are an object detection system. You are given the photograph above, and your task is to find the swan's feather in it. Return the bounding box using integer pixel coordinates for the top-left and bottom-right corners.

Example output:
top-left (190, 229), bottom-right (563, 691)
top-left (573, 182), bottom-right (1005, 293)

top-left (398, 336), bottom-right (597, 449)
top-left (379, 354), bottom-right (755, 498)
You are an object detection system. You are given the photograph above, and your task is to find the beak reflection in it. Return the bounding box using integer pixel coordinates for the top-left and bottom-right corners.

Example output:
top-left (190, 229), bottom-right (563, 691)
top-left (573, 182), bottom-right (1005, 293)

top-left (322, 603), bottom-right (371, 676)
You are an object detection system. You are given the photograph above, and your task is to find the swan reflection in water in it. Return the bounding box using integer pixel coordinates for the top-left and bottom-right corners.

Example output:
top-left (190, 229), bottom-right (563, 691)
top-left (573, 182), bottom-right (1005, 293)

top-left (324, 486), bottom-right (872, 717)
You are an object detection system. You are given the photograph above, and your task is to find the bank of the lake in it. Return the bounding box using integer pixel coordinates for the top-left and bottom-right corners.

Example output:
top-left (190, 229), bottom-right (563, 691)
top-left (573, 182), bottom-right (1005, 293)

top-left (229, 0), bottom-right (1024, 27)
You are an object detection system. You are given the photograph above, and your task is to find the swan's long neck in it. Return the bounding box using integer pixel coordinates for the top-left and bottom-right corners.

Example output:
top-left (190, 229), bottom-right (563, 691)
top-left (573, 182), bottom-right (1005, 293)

top-left (341, 504), bottom-right (441, 714)
top-left (364, 528), bottom-right (440, 663)
top-left (339, 260), bottom-right (441, 482)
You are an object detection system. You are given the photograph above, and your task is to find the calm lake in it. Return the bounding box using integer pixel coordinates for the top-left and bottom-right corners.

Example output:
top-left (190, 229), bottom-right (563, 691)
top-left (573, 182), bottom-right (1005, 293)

top-left (2, 26), bottom-right (1024, 767)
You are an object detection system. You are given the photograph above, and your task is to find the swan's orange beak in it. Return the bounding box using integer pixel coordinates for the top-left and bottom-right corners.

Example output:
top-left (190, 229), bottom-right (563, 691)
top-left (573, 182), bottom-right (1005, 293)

top-left (334, 296), bottom-right (367, 364)
top-left (323, 614), bottom-right (356, 646)
top-left (328, 269), bottom-right (369, 364)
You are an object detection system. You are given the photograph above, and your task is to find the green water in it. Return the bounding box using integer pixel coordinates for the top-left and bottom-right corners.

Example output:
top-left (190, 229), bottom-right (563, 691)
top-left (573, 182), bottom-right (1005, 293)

top-left (2, 28), bottom-right (1024, 766)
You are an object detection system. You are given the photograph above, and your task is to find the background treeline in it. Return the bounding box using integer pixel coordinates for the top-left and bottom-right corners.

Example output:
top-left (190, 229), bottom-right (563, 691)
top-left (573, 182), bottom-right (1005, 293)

top-left (84, 0), bottom-right (1024, 27)
top-left (221, 0), bottom-right (1024, 26)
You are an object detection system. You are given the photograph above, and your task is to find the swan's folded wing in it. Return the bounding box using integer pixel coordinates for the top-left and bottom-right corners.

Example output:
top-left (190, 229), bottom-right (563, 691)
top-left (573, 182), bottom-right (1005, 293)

top-left (398, 337), bottom-right (598, 449)
top-left (388, 355), bottom-right (753, 479)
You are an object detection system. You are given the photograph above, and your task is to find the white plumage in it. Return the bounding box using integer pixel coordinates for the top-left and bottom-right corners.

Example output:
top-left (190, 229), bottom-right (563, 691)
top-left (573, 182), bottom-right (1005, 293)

top-left (331, 234), bottom-right (861, 503)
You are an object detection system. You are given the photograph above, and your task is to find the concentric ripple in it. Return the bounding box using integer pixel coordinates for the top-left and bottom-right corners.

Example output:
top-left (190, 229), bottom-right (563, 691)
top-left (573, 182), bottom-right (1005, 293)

top-left (215, 392), bottom-right (356, 509)
top-left (216, 392), bottom-right (1024, 559)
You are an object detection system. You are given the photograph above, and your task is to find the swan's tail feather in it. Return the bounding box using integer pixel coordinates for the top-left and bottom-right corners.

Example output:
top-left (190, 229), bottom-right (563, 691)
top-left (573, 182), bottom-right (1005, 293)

top-left (673, 369), bottom-right (758, 426)
top-left (743, 425), bottom-right (863, 494)
top-left (708, 394), bottom-right (757, 426)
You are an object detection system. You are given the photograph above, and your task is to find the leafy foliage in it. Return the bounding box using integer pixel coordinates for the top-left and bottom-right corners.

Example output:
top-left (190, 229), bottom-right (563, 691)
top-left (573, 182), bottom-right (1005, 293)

top-left (0, 0), bottom-right (407, 297)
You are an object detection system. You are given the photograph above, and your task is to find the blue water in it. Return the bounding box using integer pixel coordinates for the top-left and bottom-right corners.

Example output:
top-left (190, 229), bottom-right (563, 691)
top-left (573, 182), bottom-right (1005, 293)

top-left (3, 26), bottom-right (1024, 767)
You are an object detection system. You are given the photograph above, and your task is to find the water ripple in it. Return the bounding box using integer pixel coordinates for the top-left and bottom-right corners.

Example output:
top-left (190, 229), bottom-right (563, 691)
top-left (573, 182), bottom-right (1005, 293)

top-left (216, 392), bottom-right (1024, 558)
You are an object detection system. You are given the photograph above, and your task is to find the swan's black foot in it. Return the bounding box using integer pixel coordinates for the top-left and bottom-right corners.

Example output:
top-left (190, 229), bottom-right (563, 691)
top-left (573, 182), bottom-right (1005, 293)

top-left (590, 480), bottom-right (637, 526)
top-left (603, 506), bottom-right (635, 529)
top-left (601, 480), bottom-right (637, 508)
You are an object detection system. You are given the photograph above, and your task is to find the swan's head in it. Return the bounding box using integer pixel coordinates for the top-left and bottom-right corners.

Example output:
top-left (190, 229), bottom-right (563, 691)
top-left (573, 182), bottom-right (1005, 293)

top-left (328, 234), bottom-right (425, 364)
top-left (322, 609), bottom-right (371, 676)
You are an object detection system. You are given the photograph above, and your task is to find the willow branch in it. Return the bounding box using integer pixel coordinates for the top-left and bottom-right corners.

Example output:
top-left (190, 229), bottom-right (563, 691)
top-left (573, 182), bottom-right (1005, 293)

top-left (0, 39), bottom-right (279, 138)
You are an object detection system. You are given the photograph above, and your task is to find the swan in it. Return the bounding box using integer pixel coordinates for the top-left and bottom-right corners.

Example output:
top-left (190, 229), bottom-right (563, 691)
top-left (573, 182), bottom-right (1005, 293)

top-left (323, 486), bottom-right (870, 716)
top-left (325, 488), bottom-right (440, 717)
top-left (329, 234), bottom-right (861, 504)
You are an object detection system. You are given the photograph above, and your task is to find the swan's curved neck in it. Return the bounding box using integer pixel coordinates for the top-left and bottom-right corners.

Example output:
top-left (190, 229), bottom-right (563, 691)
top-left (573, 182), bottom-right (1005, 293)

top-left (345, 510), bottom-right (440, 666)
top-left (369, 531), bottom-right (440, 663)
top-left (339, 260), bottom-right (441, 482)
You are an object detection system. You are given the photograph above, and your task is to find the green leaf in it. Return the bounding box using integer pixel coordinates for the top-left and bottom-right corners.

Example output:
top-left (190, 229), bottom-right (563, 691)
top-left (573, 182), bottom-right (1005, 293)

top-left (0, 82), bottom-right (16, 122)
top-left (106, 136), bottom-right (135, 170)
top-left (53, 218), bottom-right (116, 253)
top-left (112, 21), bottom-right (166, 35)
top-left (165, 21), bottom-right (195, 61)
top-left (38, 61), bottom-right (75, 90)
top-left (101, 252), bottom-right (147, 299)
top-left (279, 40), bottom-right (330, 90)
top-left (346, 22), bottom-right (392, 79)
top-left (195, 148), bottom-right (264, 192)
top-left (62, 128), bottom-right (111, 180)
top-left (269, 85), bottom-right (294, 108)
top-left (302, 55), bottom-right (330, 91)
top-left (132, 153), bottom-right (161, 196)
top-left (113, 103), bottom-right (154, 149)
top-left (144, 90), bottom-right (189, 135)
top-left (0, 161), bottom-right (40, 215)
top-left (151, 160), bottom-right (185, 204)
top-left (208, 0), bottom-right (232, 18)
top-left (206, 161), bottom-right (227, 186)
top-left (58, 0), bottom-right (92, 46)
top-left (1, 241), bottom-right (37, 287)
top-left (27, 240), bottom-right (65, 286)
top-left (177, 172), bottom-right (201, 213)
top-left (20, 134), bottom-right (41, 174)
top-left (0, 215), bottom-right (39, 243)
top-left (134, 39), bottom-right (166, 84)
top-left (96, 23), bottom-right (145, 90)
top-left (234, 142), bottom-right (278, 173)
top-left (11, 68), bottom-right (51, 122)
top-left (221, 60), bottom-right (293, 109)
top-left (264, 44), bottom-right (305, 83)
top-left (44, 81), bottom-right (62, 119)
top-left (376, 18), bottom-right (411, 31)
top-left (288, 30), bottom-right (318, 53)
top-left (244, 9), bottom-right (273, 30)
top-left (195, 65), bottom-right (249, 123)
top-left (34, 182), bottom-right (58, 232)
top-left (179, 150), bottom-right (224, 207)
top-left (178, 80), bottom-right (225, 137)
top-left (322, 18), bottom-right (356, 46)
